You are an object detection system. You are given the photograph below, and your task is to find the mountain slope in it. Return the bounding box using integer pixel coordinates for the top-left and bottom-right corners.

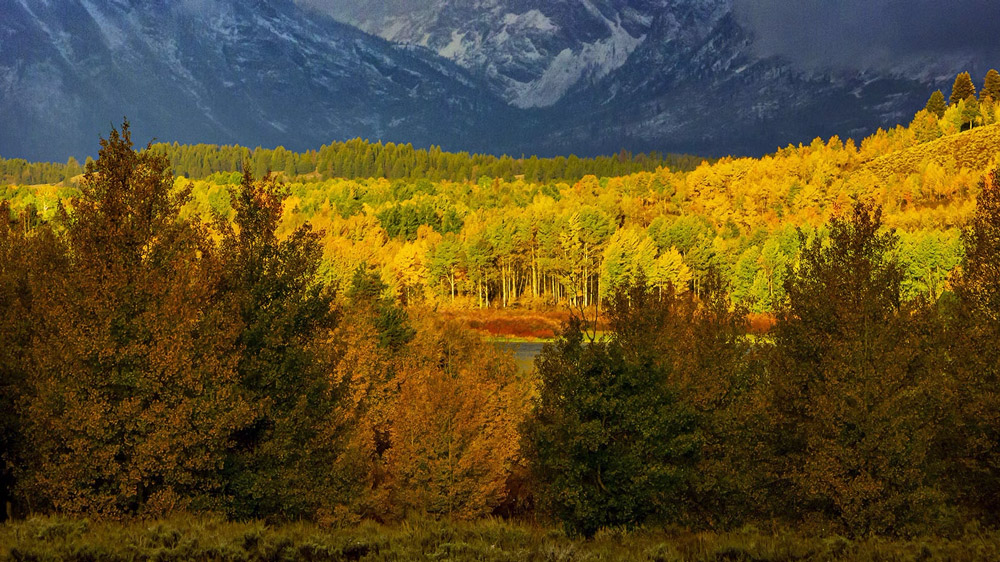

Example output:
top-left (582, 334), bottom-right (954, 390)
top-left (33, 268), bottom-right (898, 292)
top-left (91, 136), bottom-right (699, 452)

top-left (338, 0), bottom-right (942, 156)
top-left (335, 0), bottom-right (694, 109)
top-left (530, 10), bottom-right (934, 156)
top-left (0, 0), bottom-right (514, 162)
top-left (0, 0), bottom-right (966, 162)
top-left (865, 124), bottom-right (1000, 181)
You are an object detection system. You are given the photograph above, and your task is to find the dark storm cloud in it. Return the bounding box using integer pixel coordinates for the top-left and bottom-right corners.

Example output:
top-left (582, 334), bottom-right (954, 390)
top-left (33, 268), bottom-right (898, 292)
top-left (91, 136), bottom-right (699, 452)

top-left (732, 0), bottom-right (1000, 72)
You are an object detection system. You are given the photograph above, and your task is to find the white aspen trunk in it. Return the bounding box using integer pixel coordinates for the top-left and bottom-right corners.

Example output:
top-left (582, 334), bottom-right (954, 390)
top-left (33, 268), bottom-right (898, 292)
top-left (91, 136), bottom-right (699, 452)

top-left (532, 247), bottom-right (538, 298)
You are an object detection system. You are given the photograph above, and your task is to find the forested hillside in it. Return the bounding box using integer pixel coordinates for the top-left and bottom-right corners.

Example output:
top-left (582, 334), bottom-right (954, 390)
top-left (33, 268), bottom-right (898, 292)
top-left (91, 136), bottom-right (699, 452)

top-left (4, 76), bottom-right (998, 315)
top-left (5, 74), bottom-right (1000, 549)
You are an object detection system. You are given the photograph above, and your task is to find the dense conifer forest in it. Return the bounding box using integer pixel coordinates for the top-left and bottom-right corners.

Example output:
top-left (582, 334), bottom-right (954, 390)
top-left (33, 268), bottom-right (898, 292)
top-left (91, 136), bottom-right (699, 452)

top-left (4, 72), bottom-right (1000, 559)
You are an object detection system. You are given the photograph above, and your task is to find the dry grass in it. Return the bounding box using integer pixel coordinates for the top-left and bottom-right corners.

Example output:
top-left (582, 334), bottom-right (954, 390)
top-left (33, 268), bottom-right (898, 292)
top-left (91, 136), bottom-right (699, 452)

top-left (4, 516), bottom-right (1000, 561)
top-left (865, 123), bottom-right (1000, 180)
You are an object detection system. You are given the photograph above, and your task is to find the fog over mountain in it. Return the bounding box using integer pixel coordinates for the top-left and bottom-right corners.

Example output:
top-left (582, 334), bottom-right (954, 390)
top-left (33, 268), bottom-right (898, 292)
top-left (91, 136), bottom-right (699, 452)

top-left (732, 0), bottom-right (1000, 77)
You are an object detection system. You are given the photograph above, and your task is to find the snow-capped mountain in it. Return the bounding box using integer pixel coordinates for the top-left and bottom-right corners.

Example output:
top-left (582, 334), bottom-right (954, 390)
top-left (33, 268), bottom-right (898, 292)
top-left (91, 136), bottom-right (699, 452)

top-left (529, 8), bottom-right (937, 156)
top-left (0, 0), bottom-right (961, 162)
top-left (333, 0), bottom-right (710, 109)
top-left (319, 0), bottom-right (947, 155)
top-left (0, 0), bottom-right (514, 162)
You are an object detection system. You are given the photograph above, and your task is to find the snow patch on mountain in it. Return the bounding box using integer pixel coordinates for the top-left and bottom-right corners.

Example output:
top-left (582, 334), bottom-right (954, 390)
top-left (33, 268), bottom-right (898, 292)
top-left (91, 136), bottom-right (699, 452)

top-left (511, 17), bottom-right (643, 108)
top-left (502, 10), bottom-right (556, 32)
top-left (78, 0), bottom-right (127, 50)
top-left (439, 31), bottom-right (469, 59)
top-left (342, 1), bottom-right (654, 108)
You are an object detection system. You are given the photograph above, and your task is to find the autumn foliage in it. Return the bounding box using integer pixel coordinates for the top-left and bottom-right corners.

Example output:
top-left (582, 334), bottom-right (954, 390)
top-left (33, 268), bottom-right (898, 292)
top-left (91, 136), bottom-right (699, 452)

top-left (0, 123), bottom-right (528, 523)
top-left (5, 108), bottom-right (1000, 541)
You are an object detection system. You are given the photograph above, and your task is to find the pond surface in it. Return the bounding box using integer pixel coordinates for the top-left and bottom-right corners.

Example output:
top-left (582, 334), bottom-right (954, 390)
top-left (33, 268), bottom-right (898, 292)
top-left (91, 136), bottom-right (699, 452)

top-left (493, 341), bottom-right (548, 373)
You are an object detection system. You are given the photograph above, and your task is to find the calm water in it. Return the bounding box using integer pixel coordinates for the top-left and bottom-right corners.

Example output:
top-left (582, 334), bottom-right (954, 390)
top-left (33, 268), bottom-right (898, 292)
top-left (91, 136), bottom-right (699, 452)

top-left (494, 341), bottom-right (548, 373)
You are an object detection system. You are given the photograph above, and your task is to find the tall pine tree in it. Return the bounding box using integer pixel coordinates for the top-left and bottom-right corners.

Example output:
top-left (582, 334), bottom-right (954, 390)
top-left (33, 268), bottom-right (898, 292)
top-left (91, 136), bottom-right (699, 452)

top-left (218, 167), bottom-right (348, 520)
top-left (925, 90), bottom-right (947, 118)
top-left (983, 69), bottom-right (1000, 102)
top-left (525, 279), bottom-right (698, 537)
top-left (950, 72), bottom-right (977, 105)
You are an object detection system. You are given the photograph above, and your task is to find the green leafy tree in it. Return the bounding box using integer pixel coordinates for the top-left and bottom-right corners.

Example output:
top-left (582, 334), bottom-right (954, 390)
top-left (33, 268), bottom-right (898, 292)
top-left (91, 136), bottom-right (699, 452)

top-left (769, 202), bottom-right (941, 535)
top-left (731, 246), bottom-right (762, 307)
top-left (961, 95), bottom-right (981, 130)
top-left (428, 234), bottom-right (464, 301)
top-left (910, 109), bottom-right (943, 143)
top-left (599, 228), bottom-right (656, 299)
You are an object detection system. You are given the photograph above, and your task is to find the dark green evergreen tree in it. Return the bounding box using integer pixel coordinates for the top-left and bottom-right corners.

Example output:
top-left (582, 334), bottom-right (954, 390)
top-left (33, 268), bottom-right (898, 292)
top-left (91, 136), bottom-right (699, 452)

top-left (525, 278), bottom-right (697, 537)
top-left (769, 201), bottom-right (941, 535)
top-left (347, 265), bottom-right (415, 352)
top-left (218, 167), bottom-right (346, 520)
top-left (925, 90), bottom-right (947, 118)
top-left (951, 72), bottom-right (977, 105)
top-left (983, 69), bottom-right (1000, 102)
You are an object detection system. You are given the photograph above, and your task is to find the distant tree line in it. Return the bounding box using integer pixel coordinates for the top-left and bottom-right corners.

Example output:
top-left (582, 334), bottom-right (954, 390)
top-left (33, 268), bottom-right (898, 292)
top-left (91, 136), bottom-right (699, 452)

top-left (150, 139), bottom-right (706, 183)
top-left (0, 156), bottom-right (84, 186)
top-left (0, 139), bottom-right (707, 187)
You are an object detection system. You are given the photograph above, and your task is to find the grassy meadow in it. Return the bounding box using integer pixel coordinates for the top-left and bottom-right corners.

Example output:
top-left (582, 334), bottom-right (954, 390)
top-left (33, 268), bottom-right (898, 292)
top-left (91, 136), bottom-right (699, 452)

top-left (5, 516), bottom-right (1000, 562)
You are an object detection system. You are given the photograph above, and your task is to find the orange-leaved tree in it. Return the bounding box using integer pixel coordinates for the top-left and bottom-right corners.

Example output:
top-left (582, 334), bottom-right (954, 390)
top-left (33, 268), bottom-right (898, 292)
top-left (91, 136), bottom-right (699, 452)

top-left (384, 318), bottom-right (529, 520)
top-left (16, 122), bottom-right (253, 517)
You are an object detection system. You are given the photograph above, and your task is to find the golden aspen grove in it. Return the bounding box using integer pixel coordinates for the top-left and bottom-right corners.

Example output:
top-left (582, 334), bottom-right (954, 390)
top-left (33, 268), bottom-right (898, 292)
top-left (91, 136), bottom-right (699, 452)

top-left (5, 70), bottom-right (1000, 560)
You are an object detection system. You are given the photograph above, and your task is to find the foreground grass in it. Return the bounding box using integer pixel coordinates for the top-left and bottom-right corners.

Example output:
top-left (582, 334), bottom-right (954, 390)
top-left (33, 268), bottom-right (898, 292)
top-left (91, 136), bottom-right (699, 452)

top-left (4, 517), bottom-right (1000, 561)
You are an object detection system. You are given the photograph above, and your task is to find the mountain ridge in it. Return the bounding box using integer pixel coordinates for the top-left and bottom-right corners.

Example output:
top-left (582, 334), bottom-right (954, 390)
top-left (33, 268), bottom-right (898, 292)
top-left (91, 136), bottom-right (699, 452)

top-left (1, 0), bottom-right (959, 162)
top-left (0, 0), bottom-right (515, 161)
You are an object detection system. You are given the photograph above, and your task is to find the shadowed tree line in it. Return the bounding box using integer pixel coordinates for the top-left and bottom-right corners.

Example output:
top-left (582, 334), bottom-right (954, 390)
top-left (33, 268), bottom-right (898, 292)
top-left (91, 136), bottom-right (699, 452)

top-left (0, 138), bottom-right (705, 188)
top-left (4, 124), bottom-right (1000, 540)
